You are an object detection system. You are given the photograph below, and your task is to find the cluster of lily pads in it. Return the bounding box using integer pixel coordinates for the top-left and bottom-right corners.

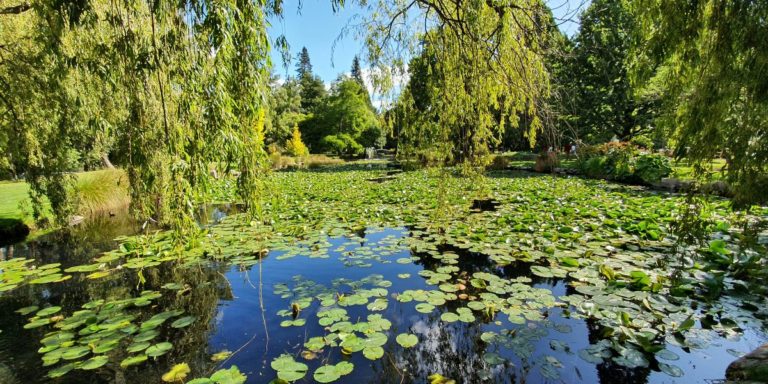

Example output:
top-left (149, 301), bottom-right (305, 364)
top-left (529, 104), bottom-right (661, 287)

top-left (4, 165), bottom-right (766, 382)
top-left (268, 274), bottom-right (421, 382)
top-left (18, 289), bottom-right (198, 378)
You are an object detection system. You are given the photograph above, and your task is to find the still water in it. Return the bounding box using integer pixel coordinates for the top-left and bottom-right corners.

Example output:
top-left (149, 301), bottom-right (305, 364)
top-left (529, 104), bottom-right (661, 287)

top-left (0, 212), bottom-right (764, 383)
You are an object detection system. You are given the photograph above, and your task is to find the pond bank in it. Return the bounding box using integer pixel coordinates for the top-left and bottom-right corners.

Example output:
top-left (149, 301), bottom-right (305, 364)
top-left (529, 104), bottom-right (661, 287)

top-left (0, 169), bottom-right (130, 243)
top-left (726, 343), bottom-right (768, 383)
top-left (505, 164), bottom-right (734, 198)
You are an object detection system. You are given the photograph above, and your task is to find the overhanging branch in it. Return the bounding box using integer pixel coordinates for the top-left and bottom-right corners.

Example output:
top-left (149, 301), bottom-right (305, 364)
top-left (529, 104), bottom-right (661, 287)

top-left (0, 2), bottom-right (31, 15)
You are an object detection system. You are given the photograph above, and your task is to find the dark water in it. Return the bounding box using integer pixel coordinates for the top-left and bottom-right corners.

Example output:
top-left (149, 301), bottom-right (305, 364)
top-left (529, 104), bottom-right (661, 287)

top-left (0, 222), bottom-right (765, 383)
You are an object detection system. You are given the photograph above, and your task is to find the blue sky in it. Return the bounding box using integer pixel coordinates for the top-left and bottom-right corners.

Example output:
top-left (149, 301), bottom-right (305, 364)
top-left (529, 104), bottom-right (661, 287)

top-left (267, 0), bottom-right (589, 84)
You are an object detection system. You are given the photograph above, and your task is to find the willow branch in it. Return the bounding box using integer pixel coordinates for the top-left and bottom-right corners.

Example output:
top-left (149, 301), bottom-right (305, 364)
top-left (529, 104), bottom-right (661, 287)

top-left (0, 2), bottom-right (31, 15)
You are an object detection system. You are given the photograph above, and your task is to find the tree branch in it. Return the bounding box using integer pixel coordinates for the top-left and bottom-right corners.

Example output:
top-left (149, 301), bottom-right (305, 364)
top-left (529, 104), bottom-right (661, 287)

top-left (0, 2), bottom-right (31, 15)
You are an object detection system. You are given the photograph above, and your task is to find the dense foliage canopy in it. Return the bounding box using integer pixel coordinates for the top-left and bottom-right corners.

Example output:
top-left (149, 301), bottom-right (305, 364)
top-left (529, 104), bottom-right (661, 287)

top-left (631, 0), bottom-right (768, 205)
top-left (0, 0), bottom-right (280, 230)
top-left (366, 0), bottom-right (555, 167)
top-left (2, 0), bottom-right (767, 229)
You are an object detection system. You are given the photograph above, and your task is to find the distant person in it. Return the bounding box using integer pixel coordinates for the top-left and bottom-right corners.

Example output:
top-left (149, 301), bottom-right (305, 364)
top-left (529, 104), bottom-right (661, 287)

top-left (570, 143), bottom-right (577, 156)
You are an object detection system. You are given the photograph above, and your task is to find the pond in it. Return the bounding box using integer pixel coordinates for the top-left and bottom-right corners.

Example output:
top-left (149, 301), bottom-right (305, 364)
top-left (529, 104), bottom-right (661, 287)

top-left (0, 167), bottom-right (766, 383)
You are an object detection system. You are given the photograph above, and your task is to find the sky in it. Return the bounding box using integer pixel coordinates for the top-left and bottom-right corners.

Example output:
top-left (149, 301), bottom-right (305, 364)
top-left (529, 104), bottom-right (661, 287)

top-left (267, 0), bottom-right (589, 84)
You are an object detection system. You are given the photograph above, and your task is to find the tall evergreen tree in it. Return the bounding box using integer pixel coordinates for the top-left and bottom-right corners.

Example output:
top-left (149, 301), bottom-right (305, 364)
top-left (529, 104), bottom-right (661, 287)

top-left (350, 56), bottom-right (375, 111)
top-left (295, 47), bottom-right (327, 112)
top-left (351, 55), bottom-right (365, 87)
top-left (296, 47), bottom-right (313, 79)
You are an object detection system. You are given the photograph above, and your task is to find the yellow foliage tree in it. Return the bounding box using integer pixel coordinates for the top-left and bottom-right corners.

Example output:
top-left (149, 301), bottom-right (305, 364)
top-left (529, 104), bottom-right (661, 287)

top-left (285, 124), bottom-right (309, 157)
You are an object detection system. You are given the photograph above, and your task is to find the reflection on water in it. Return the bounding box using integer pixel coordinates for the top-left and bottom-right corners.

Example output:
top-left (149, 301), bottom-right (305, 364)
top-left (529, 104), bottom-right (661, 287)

top-left (0, 225), bottom-right (765, 383)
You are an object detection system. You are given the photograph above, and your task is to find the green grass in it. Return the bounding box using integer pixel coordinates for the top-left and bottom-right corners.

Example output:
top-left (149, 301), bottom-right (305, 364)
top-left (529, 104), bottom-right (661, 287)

top-left (671, 159), bottom-right (726, 180)
top-left (0, 181), bottom-right (36, 223)
top-left (0, 169), bottom-right (129, 233)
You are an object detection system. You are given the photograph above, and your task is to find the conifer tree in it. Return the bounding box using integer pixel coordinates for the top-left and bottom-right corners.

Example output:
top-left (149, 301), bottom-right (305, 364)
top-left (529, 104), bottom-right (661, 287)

top-left (285, 124), bottom-right (309, 157)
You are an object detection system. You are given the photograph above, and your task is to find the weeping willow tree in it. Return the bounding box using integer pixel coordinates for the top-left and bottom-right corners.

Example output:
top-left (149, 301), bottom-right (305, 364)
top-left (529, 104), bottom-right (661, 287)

top-left (0, 0), bottom-right (285, 231)
top-left (369, 0), bottom-right (555, 167)
top-left (631, 0), bottom-right (768, 206)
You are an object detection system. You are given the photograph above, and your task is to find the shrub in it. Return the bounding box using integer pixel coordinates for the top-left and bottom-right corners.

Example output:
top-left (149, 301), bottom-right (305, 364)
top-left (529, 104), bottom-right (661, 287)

top-left (577, 142), bottom-right (636, 181)
top-left (267, 143), bottom-right (281, 155)
top-left (269, 151), bottom-right (283, 168)
top-left (306, 155), bottom-right (344, 169)
top-left (486, 155), bottom-right (511, 170)
top-left (74, 169), bottom-right (130, 215)
top-left (630, 135), bottom-right (654, 150)
top-left (580, 156), bottom-right (608, 179)
top-left (634, 154), bottom-right (672, 183)
top-left (320, 134), bottom-right (363, 157)
top-left (284, 125), bottom-right (309, 157)
top-left (534, 152), bottom-right (559, 172)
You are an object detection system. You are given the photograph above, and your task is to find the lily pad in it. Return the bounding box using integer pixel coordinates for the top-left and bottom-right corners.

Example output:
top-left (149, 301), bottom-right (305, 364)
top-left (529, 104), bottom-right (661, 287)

top-left (395, 333), bottom-right (418, 348)
top-left (145, 342), bottom-right (173, 357)
top-left (79, 355), bottom-right (109, 370)
top-left (271, 354), bottom-right (308, 382)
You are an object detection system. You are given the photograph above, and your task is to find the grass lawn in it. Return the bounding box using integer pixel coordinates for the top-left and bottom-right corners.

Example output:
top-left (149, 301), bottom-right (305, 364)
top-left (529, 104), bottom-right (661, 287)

top-left (0, 181), bottom-right (35, 223)
top-left (0, 169), bottom-right (129, 231)
top-left (671, 158), bottom-right (727, 180)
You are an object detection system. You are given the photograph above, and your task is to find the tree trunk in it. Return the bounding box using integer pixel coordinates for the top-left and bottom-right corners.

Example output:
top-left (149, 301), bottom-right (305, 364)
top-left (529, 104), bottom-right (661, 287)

top-left (101, 153), bottom-right (115, 169)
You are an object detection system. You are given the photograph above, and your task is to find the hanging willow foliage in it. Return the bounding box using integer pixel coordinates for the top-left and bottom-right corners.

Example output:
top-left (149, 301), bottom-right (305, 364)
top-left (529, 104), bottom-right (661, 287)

top-left (0, 0), bottom-right (286, 231)
top-left (630, 0), bottom-right (768, 207)
top-left (364, 0), bottom-right (553, 167)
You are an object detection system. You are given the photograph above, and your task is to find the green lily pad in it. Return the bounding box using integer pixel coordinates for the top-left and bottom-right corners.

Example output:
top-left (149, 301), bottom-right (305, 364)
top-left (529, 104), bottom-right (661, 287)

top-left (15, 306), bottom-right (39, 316)
top-left (61, 346), bottom-right (91, 360)
top-left (36, 306), bottom-right (62, 317)
top-left (441, 312), bottom-right (459, 323)
top-left (120, 355), bottom-right (148, 368)
top-left (47, 363), bottom-right (75, 378)
top-left (658, 362), bottom-right (684, 377)
top-left (530, 266), bottom-right (554, 278)
top-left (145, 342), bottom-right (173, 357)
top-left (313, 362), bottom-right (353, 383)
top-left (171, 316), bottom-right (196, 328)
top-left (79, 355), bottom-right (109, 370)
top-left (363, 346), bottom-right (384, 360)
top-left (209, 366), bottom-right (247, 384)
top-left (270, 354), bottom-right (308, 382)
top-left (395, 333), bottom-right (418, 348)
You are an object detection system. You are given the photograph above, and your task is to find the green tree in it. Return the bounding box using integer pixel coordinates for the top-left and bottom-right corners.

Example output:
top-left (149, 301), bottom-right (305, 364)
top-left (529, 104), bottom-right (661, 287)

top-left (631, 0), bottom-right (768, 205)
top-left (351, 55), bottom-right (365, 88)
top-left (350, 55), bottom-right (375, 111)
top-left (267, 77), bottom-right (306, 146)
top-left (320, 133), bottom-right (363, 156)
top-left (285, 124), bottom-right (309, 157)
top-left (360, 0), bottom-right (553, 167)
top-left (0, 0), bottom-right (277, 230)
top-left (571, 0), bottom-right (656, 143)
top-left (301, 77), bottom-right (380, 150)
top-left (296, 47), bottom-right (327, 113)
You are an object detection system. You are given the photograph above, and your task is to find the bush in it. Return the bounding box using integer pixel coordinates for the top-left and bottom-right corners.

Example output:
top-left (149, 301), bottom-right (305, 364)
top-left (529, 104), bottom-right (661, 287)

top-left (267, 143), bottom-right (281, 155)
top-left (577, 142), bottom-right (636, 181)
top-left (534, 152), bottom-right (559, 172)
top-left (630, 135), bottom-right (654, 150)
top-left (285, 125), bottom-right (309, 157)
top-left (320, 134), bottom-right (363, 157)
top-left (577, 142), bottom-right (673, 184)
top-left (486, 155), bottom-right (510, 170)
top-left (580, 156), bottom-right (608, 179)
top-left (634, 154), bottom-right (672, 183)
top-left (306, 155), bottom-right (344, 169)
